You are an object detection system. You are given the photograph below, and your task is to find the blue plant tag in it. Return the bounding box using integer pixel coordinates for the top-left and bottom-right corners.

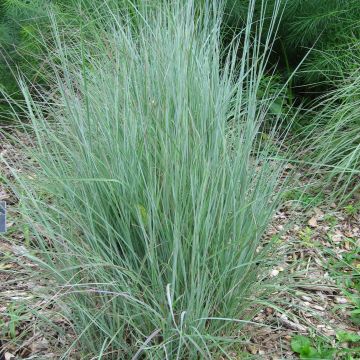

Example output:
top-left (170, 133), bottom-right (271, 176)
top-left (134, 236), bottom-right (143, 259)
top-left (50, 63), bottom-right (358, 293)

top-left (0, 201), bottom-right (6, 233)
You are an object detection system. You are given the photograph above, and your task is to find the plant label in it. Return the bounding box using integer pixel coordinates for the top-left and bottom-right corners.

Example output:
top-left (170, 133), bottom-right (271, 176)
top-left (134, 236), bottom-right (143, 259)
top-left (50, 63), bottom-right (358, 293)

top-left (0, 201), bottom-right (6, 233)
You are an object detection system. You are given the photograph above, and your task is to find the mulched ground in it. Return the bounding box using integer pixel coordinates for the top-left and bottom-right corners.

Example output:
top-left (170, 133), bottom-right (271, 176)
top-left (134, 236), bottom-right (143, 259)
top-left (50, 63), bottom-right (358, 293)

top-left (242, 196), bottom-right (360, 359)
top-left (1, 135), bottom-right (359, 359)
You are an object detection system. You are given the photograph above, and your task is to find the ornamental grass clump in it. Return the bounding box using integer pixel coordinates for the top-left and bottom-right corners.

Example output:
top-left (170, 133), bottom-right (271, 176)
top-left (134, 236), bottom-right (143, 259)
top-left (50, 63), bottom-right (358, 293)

top-left (9, 0), bottom-right (288, 358)
top-left (304, 72), bottom-right (360, 201)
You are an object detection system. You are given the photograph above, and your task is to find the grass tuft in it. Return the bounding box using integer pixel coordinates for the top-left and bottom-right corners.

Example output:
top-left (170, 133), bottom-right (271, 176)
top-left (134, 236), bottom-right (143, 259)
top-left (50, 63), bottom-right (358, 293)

top-left (4, 1), bottom-right (290, 358)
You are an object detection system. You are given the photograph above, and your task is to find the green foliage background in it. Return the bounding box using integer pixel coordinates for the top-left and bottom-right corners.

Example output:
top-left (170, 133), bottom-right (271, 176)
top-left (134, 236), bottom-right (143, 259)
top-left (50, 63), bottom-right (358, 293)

top-left (0, 0), bottom-right (115, 121)
top-left (0, 0), bottom-right (52, 121)
top-left (226, 0), bottom-right (360, 197)
top-left (226, 0), bottom-right (360, 86)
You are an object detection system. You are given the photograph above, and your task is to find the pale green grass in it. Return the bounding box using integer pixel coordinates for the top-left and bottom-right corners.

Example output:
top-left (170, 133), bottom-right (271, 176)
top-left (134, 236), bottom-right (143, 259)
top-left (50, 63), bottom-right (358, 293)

top-left (3, 1), bottom-right (290, 358)
top-left (302, 70), bottom-right (360, 202)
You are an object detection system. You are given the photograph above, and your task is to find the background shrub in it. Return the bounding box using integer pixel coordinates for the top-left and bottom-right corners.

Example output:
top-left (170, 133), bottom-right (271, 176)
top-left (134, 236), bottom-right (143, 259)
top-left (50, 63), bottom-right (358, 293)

top-left (303, 72), bottom-right (360, 200)
top-left (226, 0), bottom-right (360, 200)
top-left (0, 0), bottom-right (148, 123)
top-left (226, 0), bottom-right (360, 88)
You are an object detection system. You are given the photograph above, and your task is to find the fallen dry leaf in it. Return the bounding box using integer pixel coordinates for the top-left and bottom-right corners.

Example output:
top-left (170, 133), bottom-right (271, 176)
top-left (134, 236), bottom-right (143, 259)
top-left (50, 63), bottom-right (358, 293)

top-left (332, 234), bottom-right (343, 242)
top-left (313, 207), bottom-right (324, 217)
top-left (0, 263), bottom-right (14, 270)
top-left (308, 217), bottom-right (318, 227)
top-left (4, 352), bottom-right (15, 360)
